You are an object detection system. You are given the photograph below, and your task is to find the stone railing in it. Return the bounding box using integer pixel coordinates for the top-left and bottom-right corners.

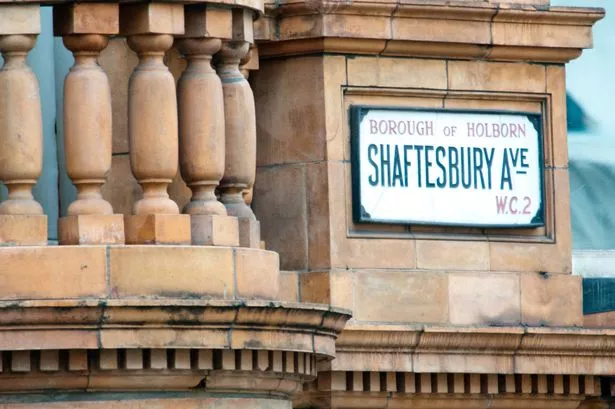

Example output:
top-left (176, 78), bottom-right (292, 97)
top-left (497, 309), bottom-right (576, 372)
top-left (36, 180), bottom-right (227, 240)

top-left (0, 2), bottom-right (260, 248)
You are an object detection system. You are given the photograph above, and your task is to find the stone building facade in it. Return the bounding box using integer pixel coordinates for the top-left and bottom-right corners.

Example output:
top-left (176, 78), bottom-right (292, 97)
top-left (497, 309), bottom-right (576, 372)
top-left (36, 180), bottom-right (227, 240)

top-left (0, 0), bottom-right (611, 408)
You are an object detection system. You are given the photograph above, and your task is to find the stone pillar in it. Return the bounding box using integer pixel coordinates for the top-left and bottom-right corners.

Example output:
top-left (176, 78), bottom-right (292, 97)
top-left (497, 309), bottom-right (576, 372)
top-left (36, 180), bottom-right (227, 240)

top-left (176, 6), bottom-right (239, 246)
top-left (0, 5), bottom-right (47, 245)
top-left (216, 9), bottom-right (260, 248)
top-left (54, 4), bottom-right (125, 245)
top-left (120, 3), bottom-right (190, 245)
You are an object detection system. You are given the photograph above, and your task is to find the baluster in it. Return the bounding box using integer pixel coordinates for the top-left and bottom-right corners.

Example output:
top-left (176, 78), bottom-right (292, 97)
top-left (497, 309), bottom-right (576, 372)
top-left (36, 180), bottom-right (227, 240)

top-left (177, 6), bottom-right (239, 246)
top-left (0, 5), bottom-right (47, 245)
top-left (216, 9), bottom-right (260, 248)
top-left (120, 3), bottom-right (190, 244)
top-left (239, 45), bottom-right (257, 209)
top-left (54, 4), bottom-right (125, 245)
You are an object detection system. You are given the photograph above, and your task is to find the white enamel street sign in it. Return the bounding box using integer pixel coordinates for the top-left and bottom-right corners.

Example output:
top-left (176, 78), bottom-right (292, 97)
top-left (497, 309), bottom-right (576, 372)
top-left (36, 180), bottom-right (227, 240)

top-left (350, 106), bottom-right (544, 227)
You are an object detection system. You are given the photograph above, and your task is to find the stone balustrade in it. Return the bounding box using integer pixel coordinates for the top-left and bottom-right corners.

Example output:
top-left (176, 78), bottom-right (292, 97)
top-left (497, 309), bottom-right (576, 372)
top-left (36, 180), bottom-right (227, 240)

top-left (0, 5), bottom-right (355, 407)
top-left (0, 1), bottom-right (261, 248)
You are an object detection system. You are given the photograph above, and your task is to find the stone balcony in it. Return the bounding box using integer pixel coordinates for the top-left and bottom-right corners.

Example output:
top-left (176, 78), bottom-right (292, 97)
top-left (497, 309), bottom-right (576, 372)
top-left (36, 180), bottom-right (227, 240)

top-left (0, 2), bottom-right (350, 408)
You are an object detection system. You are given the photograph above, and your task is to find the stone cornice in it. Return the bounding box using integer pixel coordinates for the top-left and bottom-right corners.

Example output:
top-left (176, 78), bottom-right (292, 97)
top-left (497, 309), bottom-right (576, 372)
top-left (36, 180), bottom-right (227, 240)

top-left (329, 324), bottom-right (615, 374)
top-left (0, 299), bottom-right (351, 358)
top-left (256, 1), bottom-right (604, 63)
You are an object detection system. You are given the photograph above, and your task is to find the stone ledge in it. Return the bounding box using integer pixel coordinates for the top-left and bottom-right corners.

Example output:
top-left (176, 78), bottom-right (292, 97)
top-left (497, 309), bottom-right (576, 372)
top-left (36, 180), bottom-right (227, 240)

top-left (0, 299), bottom-right (351, 357)
top-left (0, 245), bottom-right (279, 301)
top-left (330, 323), bottom-right (615, 374)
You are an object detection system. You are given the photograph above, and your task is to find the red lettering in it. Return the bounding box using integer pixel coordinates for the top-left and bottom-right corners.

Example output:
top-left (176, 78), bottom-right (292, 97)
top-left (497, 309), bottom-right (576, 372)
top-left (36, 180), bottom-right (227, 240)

top-left (492, 123), bottom-right (500, 138)
top-left (467, 122), bottom-right (476, 137)
top-left (378, 120), bottom-right (387, 135)
top-left (501, 123), bottom-right (509, 138)
top-left (523, 197), bottom-right (531, 214)
top-left (388, 120), bottom-right (397, 135)
top-left (509, 196), bottom-right (518, 214)
top-left (370, 120), bottom-right (378, 134)
top-left (424, 121), bottom-right (434, 136)
top-left (496, 196), bottom-right (507, 214)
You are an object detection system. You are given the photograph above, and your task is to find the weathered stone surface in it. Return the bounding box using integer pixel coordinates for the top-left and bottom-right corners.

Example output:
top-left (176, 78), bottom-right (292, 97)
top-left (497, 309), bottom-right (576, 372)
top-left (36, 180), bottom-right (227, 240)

top-left (58, 214), bottom-right (124, 245)
top-left (184, 5), bottom-right (232, 39)
top-left (0, 246), bottom-right (107, 299)
top-left (355, 271), bottom-right (448, 323)
top-left (279, 271), bottom-right (299, 302)
top-left (416, 240), bottom-right (490, 271)
top-left (238, 218), bottom-right (261, 248)
top-left (119, 3), bottom-right (184, 36)
top-left (0, 215), bottom-right (47, 245)
top-left (449, 273), bottom-right (521, 325)
top-left (109, 246), bottom-right (235, 299)
top-left (0, 5), bottom-right (40, 35)
top-left (124, 214), bottom-right (191, 245)
top-left (53, 3), bottom-right (119, 35)
top-left (190, 215), bottom-right (239, 246)
top-left (520, 273), bottom-right (582, 326)
top-left (235, 248), bottom-right (279, 300)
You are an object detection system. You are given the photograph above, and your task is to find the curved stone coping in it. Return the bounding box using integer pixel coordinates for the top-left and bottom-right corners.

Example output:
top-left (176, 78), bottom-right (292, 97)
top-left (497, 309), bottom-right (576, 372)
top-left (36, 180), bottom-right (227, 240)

top-left (0, 0), bottom-right (264, 13)
top-left (0, 245), bottom-right (279, 301)
top-left (0, 299), bottom-right (351, 357)
top-left (256, 1), bottom-right (604, 63)
top-left (330, 323), bottom-right (615, 374)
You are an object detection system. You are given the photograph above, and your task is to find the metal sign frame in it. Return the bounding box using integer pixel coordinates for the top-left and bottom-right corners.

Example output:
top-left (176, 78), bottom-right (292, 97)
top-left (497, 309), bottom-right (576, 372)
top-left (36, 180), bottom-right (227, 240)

top-left (349, 105), bottom-right (546, 228)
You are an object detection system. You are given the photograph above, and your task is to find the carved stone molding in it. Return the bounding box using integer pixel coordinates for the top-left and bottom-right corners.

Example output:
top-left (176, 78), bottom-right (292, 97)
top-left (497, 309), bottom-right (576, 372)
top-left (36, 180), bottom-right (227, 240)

top-left (0, 300), bottom-right (350, 394)
top-left (0, 348), bottom-right (315, 394)
top-left (330, 324), bottom-right (615, 375)
top-left (296, 369), bottom-right (603, 409)
top-left (0, 300), bottom-right (349, 356)
top-left (255, 0), bottom-right (604, 63)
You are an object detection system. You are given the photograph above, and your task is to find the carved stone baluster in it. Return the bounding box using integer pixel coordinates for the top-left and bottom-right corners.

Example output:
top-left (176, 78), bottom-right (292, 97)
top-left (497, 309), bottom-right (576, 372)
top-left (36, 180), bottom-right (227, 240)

top-left (177, 6), bottom-right (239, 246)
top-left (239, 45), bottom-right (258, 209)
top-left (216, 9), bottom-right (260, 248)
top-left (120, 3), bottom-right (190, 245)
top-left (0, 5), bottom-right (47, 245)
top-left (54, 4), bottom-right (125, 245)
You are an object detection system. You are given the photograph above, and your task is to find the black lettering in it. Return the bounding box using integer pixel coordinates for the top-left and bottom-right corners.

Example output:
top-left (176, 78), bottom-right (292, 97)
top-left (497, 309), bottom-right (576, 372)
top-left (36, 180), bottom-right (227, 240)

top-left (367, 144), bottom-right (379, 186)
top-left (500, 148), bottom-right (513, 190)
top-left (448, 146), bottom-right (459, 188)
top-left (460, 147), bottom-right (472, 189)
top-left (380, 144), bottom-right (391, 187)
top-left (392, 145), bottom-right (403, 187)
top-left (520, 148), bottom-right (529, 168)
top-left (483, 147), bottom-right (495, 189)
top-left (435, 146), bottom-right (447, 188)
top-left (403, 145), bottom-right (413, 187)
top-left (425, 145), bottom-right (435, 188)
top-left (473, 147), bottom-right (485, 189)
top-left (414, 145), bottom-right (424, 188)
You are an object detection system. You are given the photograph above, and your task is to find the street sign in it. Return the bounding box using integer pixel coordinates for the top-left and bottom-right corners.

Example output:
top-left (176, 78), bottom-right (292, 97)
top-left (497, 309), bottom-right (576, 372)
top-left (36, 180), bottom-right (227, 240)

top-left (350, 106), bottom-right (544, 227)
